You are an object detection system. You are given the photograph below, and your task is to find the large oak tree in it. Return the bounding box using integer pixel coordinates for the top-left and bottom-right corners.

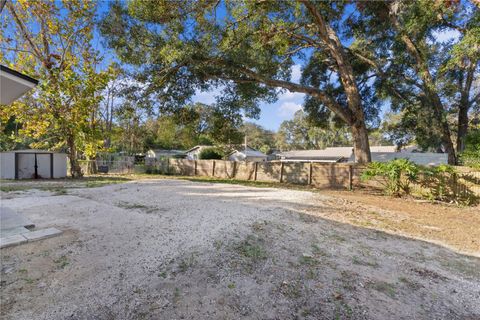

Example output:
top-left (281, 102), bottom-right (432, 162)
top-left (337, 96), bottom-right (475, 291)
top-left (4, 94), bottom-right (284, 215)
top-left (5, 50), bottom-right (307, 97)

top-left (101, 0), bottom-right (383, 162)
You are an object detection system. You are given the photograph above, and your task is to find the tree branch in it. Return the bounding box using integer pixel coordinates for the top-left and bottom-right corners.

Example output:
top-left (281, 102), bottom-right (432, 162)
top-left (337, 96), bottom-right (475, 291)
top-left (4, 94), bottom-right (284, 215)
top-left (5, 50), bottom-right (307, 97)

top-left (200, 57), bottom-right (352, 123)
top-left (6, 2), bottom-right (44, 63)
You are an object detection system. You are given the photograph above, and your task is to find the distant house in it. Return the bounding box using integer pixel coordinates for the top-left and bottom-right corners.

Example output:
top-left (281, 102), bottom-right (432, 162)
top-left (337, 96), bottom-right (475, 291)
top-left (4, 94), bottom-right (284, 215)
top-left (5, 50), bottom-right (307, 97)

top-left (145, 149), bottom-right (185, 165)
top-left (227, 146), bottom-right (267, 162)
top-left (278, 146), bottom-right (448, 165)
top-left (277, 148), bottom-right (352, 163)
top-left (185, 145), bottom-right (215, 160)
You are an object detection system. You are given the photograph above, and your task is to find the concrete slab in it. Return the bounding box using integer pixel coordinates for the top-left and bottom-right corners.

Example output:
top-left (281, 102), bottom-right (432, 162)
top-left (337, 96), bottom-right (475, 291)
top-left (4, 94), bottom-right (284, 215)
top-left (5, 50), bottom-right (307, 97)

top-left (0, 234), bottom-right (27, 248)
top-left (1, 226), bottom-right (30, 237)
top-left (0, 206), bottom-right (34, 230)
top-left (22, 228), bottom-right (62, 241)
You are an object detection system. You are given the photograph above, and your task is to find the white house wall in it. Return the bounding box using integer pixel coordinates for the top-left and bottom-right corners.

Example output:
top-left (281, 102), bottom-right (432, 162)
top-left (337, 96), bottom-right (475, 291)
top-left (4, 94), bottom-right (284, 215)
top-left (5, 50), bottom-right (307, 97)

top-left (371, 152), bottom-right (448, 166)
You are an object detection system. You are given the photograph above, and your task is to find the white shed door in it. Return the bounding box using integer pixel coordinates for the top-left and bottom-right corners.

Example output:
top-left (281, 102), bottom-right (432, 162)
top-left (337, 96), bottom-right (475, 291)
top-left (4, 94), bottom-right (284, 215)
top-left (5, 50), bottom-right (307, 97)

top-left (37, 154), bottom-right (51, 178)
top-left (17, 153), bottom-right (52, 179)
top-left (17, 153), bottom-right (35, 179)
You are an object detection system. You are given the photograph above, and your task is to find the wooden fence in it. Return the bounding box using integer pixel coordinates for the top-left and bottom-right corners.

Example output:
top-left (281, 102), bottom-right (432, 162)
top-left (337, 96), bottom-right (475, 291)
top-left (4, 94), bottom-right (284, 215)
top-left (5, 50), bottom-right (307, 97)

top-left (149, 159), bottom-right (480, 197)
top-left (77, 160), bottom-right (138, 175)
top-left (152, 158), bottom-right (355, 190)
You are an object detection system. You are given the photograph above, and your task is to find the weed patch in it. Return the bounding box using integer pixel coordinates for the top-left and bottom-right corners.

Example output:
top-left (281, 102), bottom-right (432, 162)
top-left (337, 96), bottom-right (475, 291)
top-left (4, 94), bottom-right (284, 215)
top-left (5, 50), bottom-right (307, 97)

top-left (235, 235), bottom-right (267, 262)
top-left (53, 255), bottom-right (69, 269)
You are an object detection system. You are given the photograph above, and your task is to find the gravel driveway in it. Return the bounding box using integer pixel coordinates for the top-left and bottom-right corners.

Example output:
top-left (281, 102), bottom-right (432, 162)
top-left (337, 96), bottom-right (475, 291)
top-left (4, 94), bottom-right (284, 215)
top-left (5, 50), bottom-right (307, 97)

top-left (1, 179), bottom-right (479, 319)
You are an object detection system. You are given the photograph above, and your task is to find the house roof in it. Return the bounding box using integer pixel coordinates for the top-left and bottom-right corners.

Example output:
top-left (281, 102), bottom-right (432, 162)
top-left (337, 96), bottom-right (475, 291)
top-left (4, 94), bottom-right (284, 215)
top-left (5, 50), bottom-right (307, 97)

top-left (226, 145), bottom-right (267, 157)
top-left (185, 145), bottom-right (214, 153)
top-left (228, 149), bottom-right (267, 157)
top-left (278, 146), bottom-right (411, 162)
top-left (1, 149), bottom-right (64, 154)
top-left (0, 65), bottom-right (39, 105)
top-left (147, 149), bottom-right (185, 156)
top-left (278, 148), bottom-right (353, 159)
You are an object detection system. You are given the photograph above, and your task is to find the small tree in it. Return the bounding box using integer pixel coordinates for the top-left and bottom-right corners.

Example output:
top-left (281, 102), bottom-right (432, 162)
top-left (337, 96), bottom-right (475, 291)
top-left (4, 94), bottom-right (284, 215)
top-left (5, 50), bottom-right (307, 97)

top-left (198, 148), bottom-right (223, 160)
top-left (361, 159), bottom-right (419, 196)
top-left (2, 1), bottom-right (111, 177)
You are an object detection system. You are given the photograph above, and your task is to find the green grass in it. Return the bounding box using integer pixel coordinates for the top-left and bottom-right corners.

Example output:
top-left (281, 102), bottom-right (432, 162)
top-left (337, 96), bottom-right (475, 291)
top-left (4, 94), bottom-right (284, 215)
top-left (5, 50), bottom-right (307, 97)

top-left (351, 256), bottom-right (379, 268)
top-left (298, 255), bottom-right (318, 266)
top-left (135, 173), bottom-right (324, 192)
top-left (178, 253), bottom-right (197, 273)
top-left (117, 202), bottom-right (149, 210)
top-left (369, 280), bottom-right (396, 298)
top-left (236, 235), bottom-right (267, 262)
top-left (53, 255), bottom-right (69, 269)
top-left (0, 185), bottom-right (31, 192)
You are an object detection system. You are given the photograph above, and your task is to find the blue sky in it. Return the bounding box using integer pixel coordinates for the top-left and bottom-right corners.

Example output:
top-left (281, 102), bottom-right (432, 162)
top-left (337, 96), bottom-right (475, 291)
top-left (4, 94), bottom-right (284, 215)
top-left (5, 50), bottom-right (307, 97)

top-left (192, 64), bottom-right (305, 131)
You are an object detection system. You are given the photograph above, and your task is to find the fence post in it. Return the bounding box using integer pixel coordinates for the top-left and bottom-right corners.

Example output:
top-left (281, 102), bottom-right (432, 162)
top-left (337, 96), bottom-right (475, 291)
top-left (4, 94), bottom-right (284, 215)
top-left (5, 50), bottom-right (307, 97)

top-left (452, 172), bottom-right (457, 198)
top-left (212, 160), bottom-right (216, 177)
top-left (254, 162), bottom-right (258, 181)
top-left (280, 162), bottom-right (284, 183)
top-left (309, 162), bottom-right (313, 185)
top-left (232, 161), bottom-right (237, 179)
top-left (348, 164), bottom-right (353, 191)
top-left (194, 160), bottom-right (197, 176)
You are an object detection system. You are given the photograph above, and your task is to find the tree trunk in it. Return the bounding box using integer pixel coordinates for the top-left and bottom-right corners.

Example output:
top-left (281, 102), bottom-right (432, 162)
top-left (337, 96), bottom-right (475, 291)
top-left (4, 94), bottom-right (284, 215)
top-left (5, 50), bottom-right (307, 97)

top-left (389, 3), bottom-right (457, 164)
top-left (67, 135), bottom-right (83, 178)
top-left (457, 63), bottom-right (475, 154)
top-left (351, 122), bottom-right (371, 163)
top-left (431, 96), bottom-right (457, 165)
top-left (300, 0), bottom-right (372, 163)
top-left (456, 104), bottom-right (469, 153)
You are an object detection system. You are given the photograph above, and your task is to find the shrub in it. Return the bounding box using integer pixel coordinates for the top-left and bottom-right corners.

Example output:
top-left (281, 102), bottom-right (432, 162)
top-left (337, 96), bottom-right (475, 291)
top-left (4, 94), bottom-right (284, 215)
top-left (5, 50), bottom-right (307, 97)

top-left (362, 160), bottom-right (478, 205)
top-left (419, 165), bottom-right (478, 205)
top-left (361, 159), bottom-right (419, 196)
top-left (198, 147), bottom-right (223, 160)
top-left (459, 129), bottom-right (480, 169)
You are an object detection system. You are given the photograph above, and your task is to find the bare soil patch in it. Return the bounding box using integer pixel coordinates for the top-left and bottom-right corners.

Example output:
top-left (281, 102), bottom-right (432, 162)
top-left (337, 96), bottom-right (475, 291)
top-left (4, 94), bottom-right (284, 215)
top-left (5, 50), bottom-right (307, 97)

top-left (1, 179), bottom-right (479, 319)
top-left (322, 189), bottom-right (480, 256)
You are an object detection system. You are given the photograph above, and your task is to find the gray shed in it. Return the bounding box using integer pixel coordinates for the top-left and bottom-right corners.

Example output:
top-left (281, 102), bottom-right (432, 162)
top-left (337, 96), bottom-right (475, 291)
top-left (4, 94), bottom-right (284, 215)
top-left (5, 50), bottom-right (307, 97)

top-left (0, 149), bottom-right (67, 179)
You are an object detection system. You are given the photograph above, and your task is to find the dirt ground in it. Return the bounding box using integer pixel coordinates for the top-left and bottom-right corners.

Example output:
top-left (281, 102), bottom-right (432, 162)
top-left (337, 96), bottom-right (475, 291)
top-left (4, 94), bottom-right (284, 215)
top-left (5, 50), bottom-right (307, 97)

top-left (321, 189), bottom-right (480, 256)
top-left (1, 178), bottom-right (479, 320)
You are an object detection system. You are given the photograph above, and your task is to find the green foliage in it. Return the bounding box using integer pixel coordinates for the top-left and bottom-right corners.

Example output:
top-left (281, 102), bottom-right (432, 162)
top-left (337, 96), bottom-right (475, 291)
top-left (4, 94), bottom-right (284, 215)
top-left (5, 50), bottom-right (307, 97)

top-left (100, 0), bottom-right (380, 162)
top-left (459, 129), bottom-right (480, 169)
top-left (275, 110), bottom-right (351, 151)
top-left (362, 159), bottom-right (478, 205)
top-left (361, 159), bottom-right (419, 196)
top-left (1, 1), bottom-right (112, 176)
top-left (198, 147), bottom-right (223, 160)
top-left (419, 164), bottom-right (458, 203)
top-left (352, 0), bottom-right (479, 162)
top-left (418, 164), bottom-right (478, 205)
top-left (241, 122), bottom-right (275, 154)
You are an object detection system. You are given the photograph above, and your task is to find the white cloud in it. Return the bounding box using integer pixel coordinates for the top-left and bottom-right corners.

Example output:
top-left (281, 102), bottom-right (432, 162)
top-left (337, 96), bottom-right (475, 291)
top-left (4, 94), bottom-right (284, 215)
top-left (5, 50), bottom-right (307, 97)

top-left (279, 90), bottom-right (304, 101)
top-left (431, 29), bottom-right (461, 43)
top-left (291, 64), bottom-right (302, 83)
top-left (278, 101), bottom-right (302, 117)
top-left (192, 87), bottom-right (223, 104)
top-left (275, 87), bottom-right (305, 118)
